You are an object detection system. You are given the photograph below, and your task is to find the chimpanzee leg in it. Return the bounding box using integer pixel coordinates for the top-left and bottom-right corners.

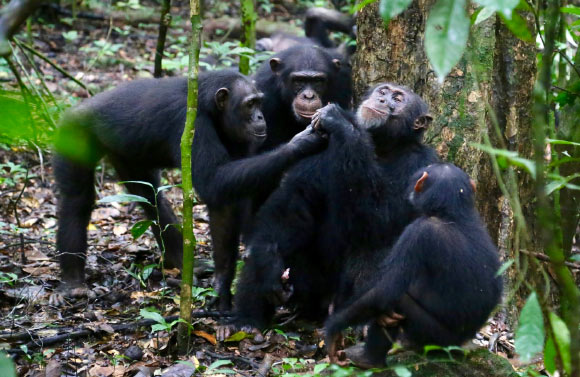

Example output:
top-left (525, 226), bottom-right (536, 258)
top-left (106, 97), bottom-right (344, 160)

top-left (208, 206), bottom-right (241, 311)
top-left (54, 156), bottom-right (96, 286)
top-left (110, 159), bottom-right (183, 269)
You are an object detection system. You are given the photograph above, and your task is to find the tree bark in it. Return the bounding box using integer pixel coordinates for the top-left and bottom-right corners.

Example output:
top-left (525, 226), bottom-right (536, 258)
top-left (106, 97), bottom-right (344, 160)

top-left (353, 1), bottom-right (537, 321)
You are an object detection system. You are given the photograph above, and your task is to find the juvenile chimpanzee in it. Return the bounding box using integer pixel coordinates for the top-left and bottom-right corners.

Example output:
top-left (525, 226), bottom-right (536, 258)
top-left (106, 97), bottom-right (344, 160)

top-left (253, 44), bottom-right (352, 151)
top-left (52, 70), bottom-right (325, 306)
top-left (256, 8), bottom-right (355, 55)
top-left (325, 163), bottom-right (503, 368)
top-left (218, 84), bottom-right (438, 339)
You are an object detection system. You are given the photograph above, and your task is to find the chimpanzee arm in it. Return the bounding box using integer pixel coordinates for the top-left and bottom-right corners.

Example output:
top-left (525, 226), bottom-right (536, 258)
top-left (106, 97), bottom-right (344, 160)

top-left (193, 116), bottom-right (323, 207)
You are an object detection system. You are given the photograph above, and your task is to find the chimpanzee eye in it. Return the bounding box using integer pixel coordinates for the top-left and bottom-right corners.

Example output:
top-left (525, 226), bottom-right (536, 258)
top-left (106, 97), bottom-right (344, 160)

top-left (379, 89), bottom-right (386, 95)
top-left (393, 94), bottom-right (403, 102)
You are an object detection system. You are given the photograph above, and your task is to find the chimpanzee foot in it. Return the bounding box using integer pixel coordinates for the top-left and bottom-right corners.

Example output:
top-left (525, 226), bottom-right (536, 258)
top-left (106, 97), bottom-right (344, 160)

top-left (344, 344), bottom-right (387, 369)
top-left (216, 323), bottom-right (264, 343)
top-left (48, 282), bottom-right (108, 306)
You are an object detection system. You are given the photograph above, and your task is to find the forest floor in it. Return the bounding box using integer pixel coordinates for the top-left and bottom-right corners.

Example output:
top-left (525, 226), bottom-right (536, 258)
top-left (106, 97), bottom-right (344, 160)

top-left (0, 1), bottom-right (567, 376)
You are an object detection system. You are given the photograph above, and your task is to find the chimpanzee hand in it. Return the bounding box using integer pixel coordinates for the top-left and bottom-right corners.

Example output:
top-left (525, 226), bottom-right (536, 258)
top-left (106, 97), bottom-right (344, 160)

top-left (288, 124), bottom-right (327, 155)
top-left (311, 104), bottom-right (355, 140)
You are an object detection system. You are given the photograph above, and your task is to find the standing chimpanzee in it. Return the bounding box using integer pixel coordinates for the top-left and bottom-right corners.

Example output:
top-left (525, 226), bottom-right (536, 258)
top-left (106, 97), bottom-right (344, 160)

top-left (256, 8), bottom-right (356, 55)
top-left (253, 44), bottom-right (352, 152)
top-left (217, 84), bottom-right (438, 340)
top-left (51, 70), bottom-right (326, 306)
top-left (325, 163), bottom-right (503, 368)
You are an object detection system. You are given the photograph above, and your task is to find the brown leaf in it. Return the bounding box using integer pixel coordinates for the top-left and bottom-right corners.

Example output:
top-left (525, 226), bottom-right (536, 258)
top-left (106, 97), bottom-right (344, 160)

top-left (193, 330), bottom-right (217, 345)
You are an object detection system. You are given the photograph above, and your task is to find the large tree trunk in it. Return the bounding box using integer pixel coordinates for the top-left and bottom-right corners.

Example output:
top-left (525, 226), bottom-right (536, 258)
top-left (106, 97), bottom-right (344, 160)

top-left (354, 1), bottom-right (537, 321)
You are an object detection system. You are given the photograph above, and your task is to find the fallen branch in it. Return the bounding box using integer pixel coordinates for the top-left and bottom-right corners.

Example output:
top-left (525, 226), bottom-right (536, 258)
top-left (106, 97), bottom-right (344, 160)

top-left (3, 310), bottom-right (232, 352)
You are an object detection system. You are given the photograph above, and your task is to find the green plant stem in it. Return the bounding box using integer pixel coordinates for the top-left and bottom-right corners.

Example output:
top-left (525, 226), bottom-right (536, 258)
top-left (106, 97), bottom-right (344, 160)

top-left (239, 0), bottom-right (256, 75)
top-left (178, 0), bottom-right (202, 355)
top-left (533, 1), bottom-right (580, 375)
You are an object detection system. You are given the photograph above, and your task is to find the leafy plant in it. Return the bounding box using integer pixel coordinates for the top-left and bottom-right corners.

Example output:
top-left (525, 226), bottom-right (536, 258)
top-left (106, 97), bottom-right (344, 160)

top-left (139, 308), bottom-right (185, 333)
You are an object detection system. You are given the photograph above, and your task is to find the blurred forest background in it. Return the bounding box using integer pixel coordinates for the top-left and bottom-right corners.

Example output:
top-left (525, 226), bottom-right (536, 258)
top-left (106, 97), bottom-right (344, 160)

top-left (0, 0), bottom-right (579, 376)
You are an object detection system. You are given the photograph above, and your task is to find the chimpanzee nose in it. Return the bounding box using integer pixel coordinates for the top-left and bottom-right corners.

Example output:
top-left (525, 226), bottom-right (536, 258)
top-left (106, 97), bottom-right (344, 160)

top-left (303, 91), bottom-right (315, 100)
top-left (379, 98), bottom-right (386, 103)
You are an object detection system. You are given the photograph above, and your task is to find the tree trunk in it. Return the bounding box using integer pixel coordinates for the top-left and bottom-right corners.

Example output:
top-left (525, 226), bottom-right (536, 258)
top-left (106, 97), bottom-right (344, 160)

top-left (353, 1), bottom-right (537, 321)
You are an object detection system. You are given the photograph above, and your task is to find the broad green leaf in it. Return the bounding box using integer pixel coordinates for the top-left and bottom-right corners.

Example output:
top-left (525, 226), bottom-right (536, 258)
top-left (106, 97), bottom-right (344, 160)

top-left (157, 184), bottom-right (177, 192)
top-left (151, 323), bottom-right (167, 332)
top-left (131, 220), bottom-right (154, 239)
top-left (515, 292), bottom-right (545, 362)
top-left (544, 336), bottom-right (557, 375)
top-left (570, 254), bottom-right (580, 262)
top-left (499, 12), bottom-right (532, 42)
top-left (139, 308), bottom-right (166, 324)
top-left (142, 264), bottom-right (156, 280)
top-left (561, 6), bottom-right (580, 16)
top-left (353, 0), bottom-right (379, 13)
top-left (549, 312), bottom-right (571, 375)
top-left (98, 193), bottom-right (151, 205)
top-left (313, 363), bottom-right (329, 374)
top-left (496, 259), bottom-right (514, 276)
top-left (0, 353), bottom-right (16, 377)
top-left (472, 143), bottom-right (536, 179)
top-left (425, 0), bottom-right (470, 82)
top-left (118, 180), bottom-right (154, 189)
top-left (224, 331), bottom-right (251, 342)
top-left (394, 366), bottom-right (412, 377)
top-left (380, 0), bottom-right (413, 23)
top-left (473, 6), bottom-right (496, 25)
top-left (474, 0), bottom-right (519, 18)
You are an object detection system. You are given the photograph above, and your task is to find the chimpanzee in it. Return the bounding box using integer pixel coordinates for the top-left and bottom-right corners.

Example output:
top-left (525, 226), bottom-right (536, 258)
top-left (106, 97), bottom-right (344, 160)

top-left (217, 84), bottom-right (439, 340)
top-left (253, 44), bottom-right (352, 152)
top-left (51, 69), bottom-right (326, 306)
top-left (325, 163), bottom-right (503, 368)
top-left (256, 7), bottom-right (356, 55)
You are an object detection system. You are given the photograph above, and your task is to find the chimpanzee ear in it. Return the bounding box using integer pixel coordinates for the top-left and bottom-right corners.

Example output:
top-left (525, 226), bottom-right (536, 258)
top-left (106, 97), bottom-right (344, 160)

top-left (215, 88), bottom-right (229, 110)
top-left (332, 58), bottom-right (342, 70)
top-left (414, 171), bottom-right (428, 193)
top-left (413, 114), bottom-right (433, 131)
top-left (270, 58), bottom-right (283, 74)
top-left (470, 179), bottom-right (477, 193)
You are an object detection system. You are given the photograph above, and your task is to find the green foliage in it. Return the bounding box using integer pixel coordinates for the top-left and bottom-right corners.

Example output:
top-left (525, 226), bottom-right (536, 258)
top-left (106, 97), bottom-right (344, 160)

top-left (202, 359), bottom-right (236, 375)
top-left (424, 0), bottom-right (470, 82)
top-left (515, 292), bottom-right (545, 362)
top-left (0, 271), bottom-right (18, 286)
top-left (97, 193), bottom-right (151, 205)
top-left (0, 161), bottom-right (28, 187)
top-left (379, 0), bottom-right (413, 23)
top-left (548, 312), bottom-right (571, 375)
top-left (473, 144), bottom-right (536, 179)
top-left (0, 352), bottom-right (16, 377)
top-left (191, 286), bottom-right (218, 306)
top-left (139, 308), bottom-right (185, 333)
top-left (126, 263), bottom-right (157, 287)
top-left (131, 219), bottom-right (154, 239)
top-left (62, 30), bottom-right (79, 42)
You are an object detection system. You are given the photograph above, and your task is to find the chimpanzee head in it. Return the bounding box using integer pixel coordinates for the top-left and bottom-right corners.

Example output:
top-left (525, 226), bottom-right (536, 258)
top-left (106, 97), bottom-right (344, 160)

top-left (214, 75), bottom-right (266, 144)
top-left (268, 45), bottom-right (344, 125)
top-left (409, 163), bottom-right (477, 218)
top-left (356, 83), bottom-right (432, 143)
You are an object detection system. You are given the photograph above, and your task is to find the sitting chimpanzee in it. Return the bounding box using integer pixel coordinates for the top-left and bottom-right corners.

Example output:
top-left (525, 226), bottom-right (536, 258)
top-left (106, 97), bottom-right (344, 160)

top-left (218, 84), bottom-right (439, 340)
top-left (256, 7), bottom-right (356, 55)
top-left (254, 44), bottom-right (352, 152)
top-left (51, 69), bottom-right (326, 306)
top-left (325, 163), bottom-right (503, 368)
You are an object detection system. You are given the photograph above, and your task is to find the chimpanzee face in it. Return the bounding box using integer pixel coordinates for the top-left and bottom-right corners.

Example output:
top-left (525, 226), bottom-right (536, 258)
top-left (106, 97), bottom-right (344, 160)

top-left (356, 83), bottom-right (432, 140)
top-left (215, 79), bottom-right (266, 144)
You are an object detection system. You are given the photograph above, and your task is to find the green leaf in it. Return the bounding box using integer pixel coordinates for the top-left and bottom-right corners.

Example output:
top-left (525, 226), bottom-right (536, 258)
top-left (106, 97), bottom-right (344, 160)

top-left (313, 363), bottom-right (329, 374)
top-left (0, 353), bottom-right (16, 377)
top-left (131, 220), bottom-right (154, 239)
top-left (544, 335), bottom-right (557, 375)
top-left (379, 0), bottom-right (413, 23)
top-left (570, 254), bottom-right (580, 262)
top-left (496, 259), bottom-right (514, 276)
top-left (394, 366), bottom-right (412, 377)
top-left (97, 194), bottom-right (151, 205)
top-left (499, 12), bottom-right (532, 42)
top-left (473, 7), bottom-right (496, 25)
top-left (151, 324), bottom-right (167, 332)
top-left (474, 0), bottom-right (519, 18)
top-left (353, 0), bottom-right (379, 13)
top-left (515, 292), bottom-right (545, 362)
top-left (547, 138), bottom-right (580, 147)
top-left (206, 359), bottom-right (233, 372)
top-left (139, 309), bottom-right (166, 324)
top-left (224, 331), bottom-right (251, 342)
top-left (425, 0), bottom-right (470, 82)
top-left (549, 312), bottom-right (571, 375)
top-left (118, 180), bottom-right (154, 189)
top-left (561, 6), bottom-right (580, 16)
top-left (472, 143), bottom-right (536, 178)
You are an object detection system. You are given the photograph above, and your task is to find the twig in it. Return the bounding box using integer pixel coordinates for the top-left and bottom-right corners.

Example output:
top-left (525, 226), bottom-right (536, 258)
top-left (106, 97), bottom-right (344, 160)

top-left (520, 249), bottom-right (580, 270)
top-left (14, 38), bottom-right (93, 96)
top-left (257, 354), bottom-right (274, 377)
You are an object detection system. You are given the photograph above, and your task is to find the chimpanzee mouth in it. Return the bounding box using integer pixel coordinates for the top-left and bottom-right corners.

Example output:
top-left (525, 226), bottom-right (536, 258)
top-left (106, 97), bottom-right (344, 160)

top-left (362, 105), bottom-right (388, 116)
top-left (252, 132), bottom-right (267, 138)
top-left (295, 110), bottom-right (316, 119)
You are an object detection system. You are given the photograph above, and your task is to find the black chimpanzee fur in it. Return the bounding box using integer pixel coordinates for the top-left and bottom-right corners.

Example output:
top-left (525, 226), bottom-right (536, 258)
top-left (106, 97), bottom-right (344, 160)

top-left (53, 69), bottom-right (325, 306)
top-left (325, 163), bottom-right (503, 368)
top-left (221, 84), bottom-right (439, 338)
